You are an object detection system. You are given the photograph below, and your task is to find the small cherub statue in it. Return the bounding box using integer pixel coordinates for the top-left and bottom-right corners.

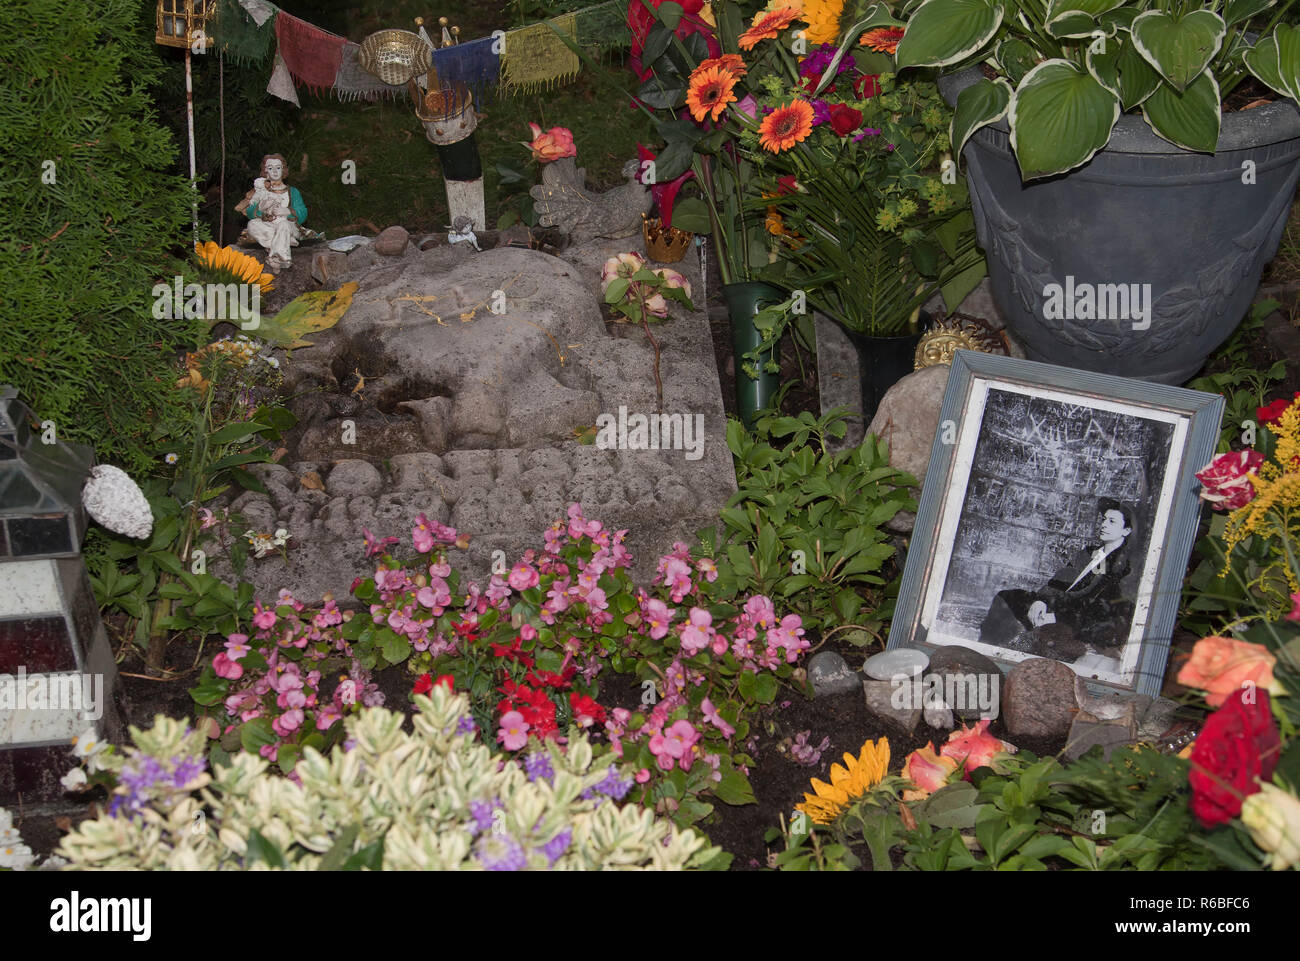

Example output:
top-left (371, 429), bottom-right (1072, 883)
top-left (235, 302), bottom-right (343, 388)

top-left (236, 153), bottom-right (307, 270)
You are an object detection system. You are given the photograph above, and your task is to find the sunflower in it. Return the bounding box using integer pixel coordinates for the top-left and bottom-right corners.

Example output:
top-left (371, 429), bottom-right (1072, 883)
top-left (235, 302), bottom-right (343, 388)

top-left (738, 5), bottom-right (801, 50)
top-left (859, 26), bottom-right (905, 54)
top-left (686, 65), bottom-right (739, 122)
top-left (758, 99), bottom-right (815, 152)
top-left (796, 738), bottom-right (891, 825)
top-left (798, 0), bottom-right (845, 46)
top-left (690, 54), bottom-right (747, 83)
top-left (193, 241), bottom-right (275, 294)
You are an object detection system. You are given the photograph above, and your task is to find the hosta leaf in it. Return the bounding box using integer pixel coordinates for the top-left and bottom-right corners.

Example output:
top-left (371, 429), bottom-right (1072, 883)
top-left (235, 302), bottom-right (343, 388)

top-left (1141, 72), bottom-right (1221, 152)
top-left (1130, 10), bottom-right (1225, 92)
top-left (894, 0), bottom-right (1004, 69)
top-left (951, 77), bottom-right (1013, 163)
top-left (1010, 60), bottom-right (1120, 180)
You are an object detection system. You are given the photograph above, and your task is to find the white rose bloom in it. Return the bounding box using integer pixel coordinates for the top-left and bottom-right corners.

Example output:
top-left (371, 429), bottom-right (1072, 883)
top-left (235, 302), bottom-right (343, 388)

top-left (82, 465), bottom-right (153, 539)
top-left (1241, 782), bottom-right (1300, 871)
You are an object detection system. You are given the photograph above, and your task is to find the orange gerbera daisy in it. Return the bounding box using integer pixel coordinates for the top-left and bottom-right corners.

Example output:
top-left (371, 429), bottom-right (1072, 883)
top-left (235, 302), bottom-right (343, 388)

top-left (859, 26), bottom-right (905, 54)
top-left (686, 65), bottom-right (739, 122)
top-left (690, 54), bottom-right (747, 83)
top-left (758, 99), bottom-right (814, 152)
top-left (738, 5), bottom-right (800, 50)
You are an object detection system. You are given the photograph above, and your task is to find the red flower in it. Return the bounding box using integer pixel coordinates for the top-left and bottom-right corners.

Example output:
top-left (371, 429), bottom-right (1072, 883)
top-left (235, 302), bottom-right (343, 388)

top-left (854, 73), bottom-right (881, 99)
top-left (434, 674), bottom-right (454, 692)
top-left (1257, 392), bottom-right (1300, 425)
top-left (1195, 450), bottom-right (1266, 512)
top-left (627, 0), bottom-right (715, 80)
top-left (526, 665), bottom-right (577, 690)
top-left (570, 692), bottom-right (607, 728)
top-left (1188, 688), bottom-right (1280, 828)
top-left (413, 673), bottom-right (433, 695)
top-left (828, 103), bottom-right (863, 137)
top-left (776, 175), bottom-right (800, 195)
top-left (490, 636), bottom-right (535, 668)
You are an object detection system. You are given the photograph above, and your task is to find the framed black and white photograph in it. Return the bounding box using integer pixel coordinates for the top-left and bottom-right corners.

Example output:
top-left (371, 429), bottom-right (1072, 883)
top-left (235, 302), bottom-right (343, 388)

top-left (887, 351), bottom-right (1224, 696)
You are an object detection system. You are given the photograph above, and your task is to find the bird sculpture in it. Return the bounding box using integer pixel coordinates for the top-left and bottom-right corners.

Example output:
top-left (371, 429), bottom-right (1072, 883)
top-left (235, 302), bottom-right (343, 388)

top-left (529, 158), bottom-right (652, 245)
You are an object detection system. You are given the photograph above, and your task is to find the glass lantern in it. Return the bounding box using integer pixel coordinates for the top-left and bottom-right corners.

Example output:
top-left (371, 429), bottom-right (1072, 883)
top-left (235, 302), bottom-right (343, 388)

top-left (155, 0), bottom-right (214, 49)
top-left (0, 386), bottom-right (122, 803)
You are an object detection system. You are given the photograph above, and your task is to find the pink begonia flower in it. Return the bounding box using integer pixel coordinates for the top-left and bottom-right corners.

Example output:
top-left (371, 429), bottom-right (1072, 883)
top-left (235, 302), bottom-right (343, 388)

top-left (316, 599), bottom-right (343, 627)
top-left (252, 603), bottom-right (276, 631)
top-left (272, 708), bottom-right (303, 737)
top-left (362, 526), bottom-right (400, 559)
top-left (744, 594), bottom-right (777, 630)
top-left (412, 513), bottom-right (438, 553)
top-left (701, 697), bottom-right (735, 738)
top-left (696, 557), bottom-right (719, 582)
top-left (259, 743), bottom-right (279, 762)
top-left (509, 561), bottom-right (540, 591)
top-left (1289, 592), bottom-right (1300, 623)
top-left (519, 623), bottom-right (538, 641)
top-left (649, 719), bottom-right (700, 772)
top-left (679, 607), bottom-right (715, 656)
top-left (644, 598), bottom-right (674, 639)
top-left (213, 652), bottom-right (243, 680)
top-left (566, 503), bottom-right (602, 539)
top-left (635, 768), bottom-right (651, 784)
top-left (498, 710), bottom-right (530, 751)
top-left (316, 704), bottom-right (342, 731)
top-left (225, 634), bottom-right (251, 660)
top-left (486, 575), bottom-right (512, 604)
top-left (659, 556), bottom-right (694, 601)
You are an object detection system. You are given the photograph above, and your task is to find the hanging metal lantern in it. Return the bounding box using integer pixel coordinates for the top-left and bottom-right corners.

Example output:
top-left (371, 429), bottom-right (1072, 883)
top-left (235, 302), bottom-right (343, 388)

top-left (156, 0), bottom-right (215, 49)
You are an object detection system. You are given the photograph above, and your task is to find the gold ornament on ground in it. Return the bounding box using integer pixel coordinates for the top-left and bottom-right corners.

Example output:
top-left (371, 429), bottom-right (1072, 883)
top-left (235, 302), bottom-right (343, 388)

top-left (642, 215), bottom-right (693, 263)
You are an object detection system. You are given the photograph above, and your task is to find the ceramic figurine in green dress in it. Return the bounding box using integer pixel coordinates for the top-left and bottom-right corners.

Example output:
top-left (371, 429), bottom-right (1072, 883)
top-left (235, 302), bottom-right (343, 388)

top-left (236, 153), bottom-right (307, 270)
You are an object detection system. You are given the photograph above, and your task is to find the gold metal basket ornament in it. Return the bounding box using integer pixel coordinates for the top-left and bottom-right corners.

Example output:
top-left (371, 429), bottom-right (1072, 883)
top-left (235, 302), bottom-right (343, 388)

top-left (358, 29), bottom-right (433, 85)
top-left (156, 0), bottom-right (214, 48)
top-left (642, 215), bottom-right (693, 263)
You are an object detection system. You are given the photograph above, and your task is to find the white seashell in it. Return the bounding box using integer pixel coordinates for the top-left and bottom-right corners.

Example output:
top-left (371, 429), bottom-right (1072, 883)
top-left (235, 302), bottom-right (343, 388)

top-left (82, 464), bottom-right (153, 540)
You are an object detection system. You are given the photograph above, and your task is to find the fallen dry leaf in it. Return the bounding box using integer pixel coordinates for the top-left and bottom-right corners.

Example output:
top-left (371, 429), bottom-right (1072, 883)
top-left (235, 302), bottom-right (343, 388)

top-left (299, 471), bottom-right (324, 491)
top-left (1242, 98), bottom-right (1273, 110)
top-left (898, 800), bottom-right (917, 831)
top-left (272, 447), bottom-right (288, 462)
top-left (55, 816), bottom-right (72, 832)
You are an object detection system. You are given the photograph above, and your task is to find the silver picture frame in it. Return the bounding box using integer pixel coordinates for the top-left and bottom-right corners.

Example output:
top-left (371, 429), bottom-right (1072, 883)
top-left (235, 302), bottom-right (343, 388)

top-left (886, 351), bottom-right (1224, 697)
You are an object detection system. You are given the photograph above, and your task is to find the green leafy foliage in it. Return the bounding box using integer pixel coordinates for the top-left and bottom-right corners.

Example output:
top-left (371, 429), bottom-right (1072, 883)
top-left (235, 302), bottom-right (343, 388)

top-left (694, 408), bottom-right (916, 638)
top-left (0, 0), bottom-right (207, 476)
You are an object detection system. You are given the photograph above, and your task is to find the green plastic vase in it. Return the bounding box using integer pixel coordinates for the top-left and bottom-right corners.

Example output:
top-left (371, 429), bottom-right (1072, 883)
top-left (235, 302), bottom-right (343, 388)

top-left (721, 282), bottom-right (781, 429)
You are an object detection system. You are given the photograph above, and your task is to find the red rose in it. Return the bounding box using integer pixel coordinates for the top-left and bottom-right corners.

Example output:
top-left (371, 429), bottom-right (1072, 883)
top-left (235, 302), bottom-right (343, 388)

top-left (1257, 392), bottom-right (1300, 425)
top-left (828, 103), bottom-right (863, 137)
top-left (1194, 449), bottom-right (1265, 512)
top-left (1188, 689), bottom-right (1280, 828)
top-left (854, 73), bottom-right (881, 99)
top-left (413, 673), bottom-right (433, 695)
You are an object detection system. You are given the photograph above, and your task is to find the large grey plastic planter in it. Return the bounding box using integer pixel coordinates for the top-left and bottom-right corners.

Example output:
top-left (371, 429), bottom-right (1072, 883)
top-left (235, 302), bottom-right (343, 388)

top-left (940, 67), bottom-right (1300, 384)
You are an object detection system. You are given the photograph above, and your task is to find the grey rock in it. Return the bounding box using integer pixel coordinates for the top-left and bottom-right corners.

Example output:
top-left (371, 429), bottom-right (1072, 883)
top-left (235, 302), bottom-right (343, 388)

top-left (808, 651), bottom-right (861, 697)
top-left (229, 492), bottom-right (276, 533)
top-left (864, 648), bottom-right (929, 681)
top-left (311, 250), bottom-right (350, 285)
top-left (865, 364), bottom-right (951, 533)
top-left (212, 243), bottom-right (735, 604)
top-left (924, 703), bottom-right (955, 730)
top-left (373, 225), bottom-right (410, 256)
top-left (397, 397), bottom-right (453, 451)
top-left (1065, 715), bottom-right (1138, 761)
top-left (387, 452), bottom-right (447, 491)
top-left (1003, 658), bottom-right (1079, 737)
top-left (863, 679), bottom-right (923, 734)
top-left (327, 460), bottom-right (383, 497)
top-left (926, 645), bottom-right (1003, 721)
top-left (248, 462), bottom-right (294, 487)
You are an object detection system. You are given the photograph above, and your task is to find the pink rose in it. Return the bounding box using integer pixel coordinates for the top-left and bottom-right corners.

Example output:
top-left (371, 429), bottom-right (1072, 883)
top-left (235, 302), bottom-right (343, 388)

top-left (1195, 450), bottom-right (1266, 511)
top-left (524, 123), bottom-right (577, 163)
top-left (940, 719), bottom-right (1017, 774)
top-left (902, 743), bottom-right (960, 800)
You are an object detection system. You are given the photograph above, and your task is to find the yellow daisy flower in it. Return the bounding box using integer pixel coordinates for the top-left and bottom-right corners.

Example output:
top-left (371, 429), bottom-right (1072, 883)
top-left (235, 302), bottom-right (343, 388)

top-left (795, 737), bottom-right (890, 825)
top-left (798, 0), bottom-right (846, 46)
